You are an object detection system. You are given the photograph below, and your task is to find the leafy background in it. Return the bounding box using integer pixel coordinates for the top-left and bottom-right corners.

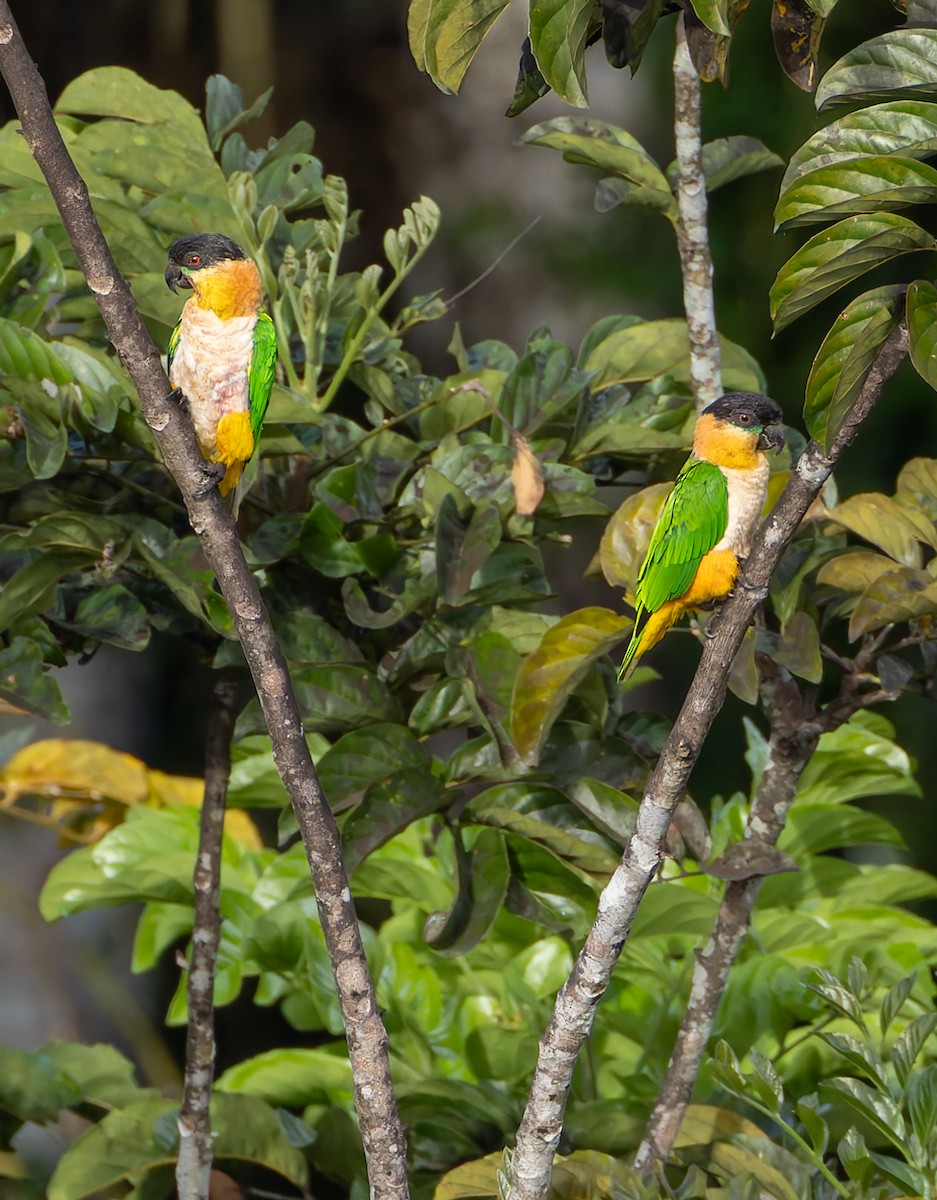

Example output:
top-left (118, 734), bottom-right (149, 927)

top-left (2, 1), bottom-right (937, 1198)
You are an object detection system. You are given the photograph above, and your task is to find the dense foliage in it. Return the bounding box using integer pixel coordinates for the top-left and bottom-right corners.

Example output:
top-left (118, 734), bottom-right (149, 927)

top-left (2, 1), bottom-right (937, 1196)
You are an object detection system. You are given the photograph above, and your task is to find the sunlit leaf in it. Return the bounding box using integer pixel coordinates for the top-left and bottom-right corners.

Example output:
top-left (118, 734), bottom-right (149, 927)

top-left (804, 284), bottom-right (904, 445)
top-left (771, 214), bottom-right (932, 332)
top-left (407, 0), bottom-right (512, 95)
top-left (775, 156), bottom-right (937, 231)
top-left (907, 277), bottom-right (937, 391)
top-left (783, 100), bottom-right (937, 193)
top-left (529, 0), bottom-right (594, 107)
top-left (816, 28), bottom-right (937, 111)
top-left (510, 607), bottom-right (630, 764)
top-left (521, 115), bottom-right (673, 196)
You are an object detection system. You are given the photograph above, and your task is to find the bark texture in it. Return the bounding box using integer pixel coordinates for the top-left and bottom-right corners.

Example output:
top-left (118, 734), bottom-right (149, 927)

top-left (0, 8), bottom-right (410, 1195)
top-left (673, 15), bottom-right (721, 411)
top-left (176, 672), bottom-right (243, 1200)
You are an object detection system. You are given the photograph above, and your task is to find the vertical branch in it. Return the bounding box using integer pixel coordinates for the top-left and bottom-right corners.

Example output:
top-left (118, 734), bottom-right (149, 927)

top-left (176, 670), bottom-right (244, 1200)
top-left (0, 9), bottom-right (411, 1197)
top-left (507, 324), bottom-right (907, 1200)
top-left (673, 13), bottom-right (721, 411)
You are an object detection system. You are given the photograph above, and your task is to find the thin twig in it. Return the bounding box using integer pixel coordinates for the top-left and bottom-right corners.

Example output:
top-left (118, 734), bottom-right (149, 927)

top-left (507, 323), bottom-right (909, 1199)
top-left (0, 10), bottom-right (410, 1195)
top-left (673, 14), bottom-right (721, 411)
top-left (176, 670), bottom-right (244, 1200)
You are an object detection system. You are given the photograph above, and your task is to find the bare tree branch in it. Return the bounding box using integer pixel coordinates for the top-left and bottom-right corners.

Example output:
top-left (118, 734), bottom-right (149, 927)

top-left (673, 13), bottom-right (721, 411)
top-left (176, 670), bottom-right (244, 1200)
top-left (0, 9), bottom-right (410, 1196)
top-left (508, 324), bottom-right (909, 1199)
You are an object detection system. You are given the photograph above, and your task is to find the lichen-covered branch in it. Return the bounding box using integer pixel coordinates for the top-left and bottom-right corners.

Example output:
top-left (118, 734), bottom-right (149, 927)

top-left (508, 324), bottom-right (909, 1200)
top-left (0, 8), bottom-right (409, 1196)
top-left (176, 671), bottom-right (244, 1200)
top-left (673, 13), bottom-right (721, 411)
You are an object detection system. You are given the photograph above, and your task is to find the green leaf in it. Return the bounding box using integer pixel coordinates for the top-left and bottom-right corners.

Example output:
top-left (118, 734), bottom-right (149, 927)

top-left (770, 214), bottom-right (933, 332)
top-left (816, 29), bottom-right (937, 111)
top-left (583, 317), bottom-right (765, 390)
top-left (521, 116), bottom-right (673, 197)
top-left (342, 767), bottom-right (447, 872)
top-left (0, 637), bottom-right (69, 724)
top-left (796, 1093), bottom-right (829, 1158)
top-left (893, 1013), bottom-right (937, 1087)
top-left (408, 0), bottom-right (512, 95)
top-left (38, 807), bottom-right (205, 918)
top-left (506, 36), bottom-right (550, 118)
top-left (783, 100), bottom-right (937, 193)
top-left (775, 156), bottom-right (937, 231)
top-left (780, 803), bottom-right (904, 856)
top-left (674, 135), bottom-right (783, 194)
top-left (64, 584), bottom-right (151, 651)
top-left (424, 826), bottom-right (511, 955)
top-left (46, 1099), bottom-right (177, 1198)
top-left (318, 723), bottom-right (429, 805)
top-left (39, 1042), bottom-right (143, 1112)
top-left (298, 502), bottom-right (363, 577)
top-left (820, 1031), bottom-right (889, 1091)
top-left (821, 1077), bottom-right (906, 1150)
top-left (804, 285), bottom-right (905, 446)
top-left (436, 496), bottom-right (502, 603)
top-left (907, 277), bottom-right (937, 392)
top-left (529, 0), bottom-right (594, 107)
top-left (217, 1047), bottom-right (354, 1108)
top-left (688, 0), bottom-right (730, 36)
top-left (815, 549), bottom-right (895, 594)
top-left (510, 607), bottom-right (630, 765)
top-left (0, 1046), bottom-right (81, 1125)
top-left (244, 664), bottom-right (397, 735)
top-left (879, 972), bottom-right (915, 1036)
top-left (56, 66), bottom-right (205, 140)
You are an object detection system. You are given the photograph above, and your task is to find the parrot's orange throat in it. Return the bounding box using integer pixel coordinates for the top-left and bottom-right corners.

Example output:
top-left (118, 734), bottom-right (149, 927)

top-left (188, 258), bottom-right (262, 320)
top-left (692, 412), bottom-right (763, 470)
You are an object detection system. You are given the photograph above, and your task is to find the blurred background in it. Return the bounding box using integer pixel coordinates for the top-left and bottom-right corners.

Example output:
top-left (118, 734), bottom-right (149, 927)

top-left (1, 0), bottom-right (935, 1159)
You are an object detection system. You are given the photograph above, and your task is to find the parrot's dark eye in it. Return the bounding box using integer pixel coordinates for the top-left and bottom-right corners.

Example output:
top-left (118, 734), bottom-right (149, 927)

top-left (737, 412), bottom-right (752, 424)
top-left (186, 253), bottom-right (202, 267)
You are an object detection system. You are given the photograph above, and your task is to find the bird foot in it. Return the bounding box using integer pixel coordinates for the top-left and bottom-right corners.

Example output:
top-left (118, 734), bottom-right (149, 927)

top-left (193, 459), bottom-right (226, 499)
top-left (169, 386), bottom-right (190, 415)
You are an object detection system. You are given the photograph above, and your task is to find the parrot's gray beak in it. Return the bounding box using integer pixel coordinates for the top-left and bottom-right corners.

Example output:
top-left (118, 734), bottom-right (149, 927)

top-left (165, 264), bottom-right (191, 293)
top-left (760, 424), bottom-right (785, 454)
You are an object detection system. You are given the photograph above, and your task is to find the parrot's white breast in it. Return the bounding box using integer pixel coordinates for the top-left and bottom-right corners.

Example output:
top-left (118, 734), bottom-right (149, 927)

top-left (169, 306), bottom-right (257, 456)
top-left (713, 459), bottom-right (770, 558)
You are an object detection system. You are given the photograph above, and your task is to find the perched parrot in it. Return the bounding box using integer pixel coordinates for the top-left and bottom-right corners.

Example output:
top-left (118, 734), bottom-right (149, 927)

top-left (164, 233), bottom-right (276, 498)
top-left (618, 391), bottom-right (785, 681)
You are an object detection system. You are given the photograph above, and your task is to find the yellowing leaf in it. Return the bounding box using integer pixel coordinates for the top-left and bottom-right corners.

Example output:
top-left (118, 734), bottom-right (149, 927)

top-left (816, 550), bottom-right (896, 593)
top-left (433, 1151), bottom-right (501, 1199)
top-left (511, 434), bottom-right (545, 515)
top-left (849, 567), bottom-right (937, 640)
top-left (0, 738), bottom-right (261, 846)
top-left (510, 607), bottom-right (631, 764)
top-left (675, 1102), bottom-right (767, 1147)
top-left (600, 481), bottom-right (672, 597)
top-left (825, 493), bottom-right (929, 566)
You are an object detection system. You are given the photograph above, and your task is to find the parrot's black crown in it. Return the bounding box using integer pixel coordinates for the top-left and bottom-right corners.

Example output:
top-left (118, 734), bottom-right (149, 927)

top-left (165, 233), bottom-right (248, 292)
top-left (703, 392), bottom-right (783, 431)
top-left (703, 392), bottom-right (785, 454)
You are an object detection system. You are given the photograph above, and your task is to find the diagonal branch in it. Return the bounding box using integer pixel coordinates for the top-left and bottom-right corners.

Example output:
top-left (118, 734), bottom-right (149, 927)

top-left (507, 324), bottom-right (909, 1199)
top-left (673, 12), bottom-right (721, 411)
top-left (177, 669), bottom-right (245, 1200)
top-left (634, 634), bottom-right (907, 1170)
top-left (0, 8), bottom-right (410, 1197)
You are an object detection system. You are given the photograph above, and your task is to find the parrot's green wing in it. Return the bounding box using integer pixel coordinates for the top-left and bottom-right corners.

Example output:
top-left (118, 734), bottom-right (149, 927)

top-left (248, 313), bottom-right (277, 442)
top-left (634, 458), bottom-right (728, 616)
top-left (167, 318), bottom-right (182, 377)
